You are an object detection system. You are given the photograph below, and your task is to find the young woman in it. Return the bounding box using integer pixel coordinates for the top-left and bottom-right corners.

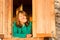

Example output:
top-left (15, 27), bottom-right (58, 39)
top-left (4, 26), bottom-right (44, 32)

top-left (12, 11), bottom-right (32, 38)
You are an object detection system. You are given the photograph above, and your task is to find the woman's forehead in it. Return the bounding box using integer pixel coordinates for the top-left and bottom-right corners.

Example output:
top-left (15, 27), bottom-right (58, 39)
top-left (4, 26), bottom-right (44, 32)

top-left (19, 13), bottom-right (26, 16)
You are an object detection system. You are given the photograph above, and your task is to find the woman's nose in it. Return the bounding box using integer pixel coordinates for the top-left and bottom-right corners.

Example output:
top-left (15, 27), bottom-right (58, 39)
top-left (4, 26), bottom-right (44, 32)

top-left (22, 16), bottom-right (26, 19)
top-left (22, 17), bottom-right (25, 19)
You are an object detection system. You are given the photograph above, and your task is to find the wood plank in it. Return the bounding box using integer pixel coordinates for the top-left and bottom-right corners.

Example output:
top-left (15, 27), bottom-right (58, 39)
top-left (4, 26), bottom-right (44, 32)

top-left (3, 38), bottom-right (44, 40)
top-left (37, 33), bottom-right (52, 37)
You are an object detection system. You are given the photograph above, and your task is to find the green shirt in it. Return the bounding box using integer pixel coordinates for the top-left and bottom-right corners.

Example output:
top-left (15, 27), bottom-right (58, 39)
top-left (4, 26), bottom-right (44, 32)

top-left (12, 21), bottom-right (32, 38)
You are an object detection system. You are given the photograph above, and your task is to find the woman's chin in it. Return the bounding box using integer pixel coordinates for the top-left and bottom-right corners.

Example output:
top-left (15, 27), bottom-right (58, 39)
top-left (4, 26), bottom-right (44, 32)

top-left (23, 21), bottom-right (27, 23)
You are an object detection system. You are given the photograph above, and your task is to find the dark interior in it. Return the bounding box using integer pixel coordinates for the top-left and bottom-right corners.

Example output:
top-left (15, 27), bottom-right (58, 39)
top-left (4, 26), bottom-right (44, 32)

top-left (13, 0), bottom-right (32, 17)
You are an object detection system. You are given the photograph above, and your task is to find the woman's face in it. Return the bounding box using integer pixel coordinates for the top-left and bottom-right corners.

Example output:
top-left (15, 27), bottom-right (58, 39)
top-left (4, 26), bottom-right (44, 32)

top-left (19, 13), bottom-right (27, 23)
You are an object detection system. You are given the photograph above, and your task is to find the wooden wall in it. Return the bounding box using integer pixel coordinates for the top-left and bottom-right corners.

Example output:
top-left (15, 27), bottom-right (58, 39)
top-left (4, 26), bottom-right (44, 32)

top-left (0, 0), bottom-right (12, 38)
top-left (32, 0), bottom-right (56, 37)
top-left (0, 0), bottom-right (55, 40)
top-left (0, 0), bottom-right (3, 34)
top-left (36, 0), bottom-right (55, 37)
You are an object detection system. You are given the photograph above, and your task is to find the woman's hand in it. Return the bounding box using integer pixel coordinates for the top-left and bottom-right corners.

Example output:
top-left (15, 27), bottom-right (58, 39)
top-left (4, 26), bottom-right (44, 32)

top-left (26, 34), bottom-right (32, 38)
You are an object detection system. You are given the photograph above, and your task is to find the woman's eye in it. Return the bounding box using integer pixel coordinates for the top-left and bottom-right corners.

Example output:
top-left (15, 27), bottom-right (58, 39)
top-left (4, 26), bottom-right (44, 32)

top-left (24, 16), bottom-right (26, 18)
top-left (20, 16), bottom-right (23, 17)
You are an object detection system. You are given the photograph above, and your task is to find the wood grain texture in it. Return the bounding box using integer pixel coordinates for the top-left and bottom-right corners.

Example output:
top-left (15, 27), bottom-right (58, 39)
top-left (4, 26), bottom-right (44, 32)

top-left (3, 38), bottom-right (44, 40)
top-left (0, 0), bottom-right (3, 34)
top-left (0, 0), bottom-right (55, 39)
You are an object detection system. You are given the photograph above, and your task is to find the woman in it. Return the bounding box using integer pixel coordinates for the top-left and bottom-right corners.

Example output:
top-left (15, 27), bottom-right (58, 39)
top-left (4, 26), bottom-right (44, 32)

top-left (12, 11), bottom-right (32, 38)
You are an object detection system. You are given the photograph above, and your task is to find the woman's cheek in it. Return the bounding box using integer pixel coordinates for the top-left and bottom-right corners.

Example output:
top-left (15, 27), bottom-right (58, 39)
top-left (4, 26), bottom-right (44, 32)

top-left (23, 19), bottom-right (27, 22)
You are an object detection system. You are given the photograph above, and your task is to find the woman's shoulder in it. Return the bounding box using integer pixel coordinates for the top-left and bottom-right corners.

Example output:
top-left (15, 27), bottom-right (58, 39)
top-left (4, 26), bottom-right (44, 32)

top-left (13, 21), bottom-right (16, 24)
top-left (29, 21), bottom-right (32, 24)
top-left (28, 21), bottom-right (32, 26)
